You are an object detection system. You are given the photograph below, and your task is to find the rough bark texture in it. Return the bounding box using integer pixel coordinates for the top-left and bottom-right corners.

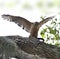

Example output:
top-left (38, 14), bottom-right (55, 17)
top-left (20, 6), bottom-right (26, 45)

top-left (0, 36), bottom-right (60, 59)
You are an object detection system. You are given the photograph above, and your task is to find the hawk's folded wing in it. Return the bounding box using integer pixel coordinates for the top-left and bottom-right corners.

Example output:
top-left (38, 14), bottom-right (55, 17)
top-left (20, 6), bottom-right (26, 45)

top-left (2, 14), bottom-right (33, 32)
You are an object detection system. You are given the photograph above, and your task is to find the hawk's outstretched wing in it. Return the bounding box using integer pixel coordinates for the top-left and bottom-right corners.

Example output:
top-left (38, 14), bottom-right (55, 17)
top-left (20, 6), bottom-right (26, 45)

top-left (2, 14), bottom-right (55, 38)
top-left (2, 14), bottom-right (33, 32)
top-left (37, 16), bottom-right (55, 29)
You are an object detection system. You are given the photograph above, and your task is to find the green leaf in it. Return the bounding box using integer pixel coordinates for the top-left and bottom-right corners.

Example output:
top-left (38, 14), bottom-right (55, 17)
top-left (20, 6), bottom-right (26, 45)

top-left (55, 42), bottom-right (60, 46)
top-left (40, 28), bottom-right (47, 38)
top-left (47, 26), bottom-right (56, 34)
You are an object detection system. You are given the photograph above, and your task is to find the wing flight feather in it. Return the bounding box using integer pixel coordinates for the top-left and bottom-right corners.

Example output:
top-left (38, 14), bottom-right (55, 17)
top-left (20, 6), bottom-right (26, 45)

top-left (37, 16), bottom-right (55, 29)
top-left (2, 14), bottom-right (33, 32)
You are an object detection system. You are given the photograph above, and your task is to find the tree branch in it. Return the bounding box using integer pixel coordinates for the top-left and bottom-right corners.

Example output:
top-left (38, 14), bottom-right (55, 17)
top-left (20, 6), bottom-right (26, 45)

top-left (0, 36), bottom-right (60, 59)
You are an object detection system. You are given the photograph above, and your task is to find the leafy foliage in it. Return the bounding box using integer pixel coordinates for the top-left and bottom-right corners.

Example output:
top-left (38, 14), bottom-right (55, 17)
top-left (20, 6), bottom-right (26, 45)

top-left (40, 17), bottom-right (60, 46)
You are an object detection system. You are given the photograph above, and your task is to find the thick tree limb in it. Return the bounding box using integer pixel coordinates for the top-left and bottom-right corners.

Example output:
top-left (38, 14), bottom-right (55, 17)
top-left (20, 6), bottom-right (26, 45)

top-left (0, 36), bottom-right (60, 59)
